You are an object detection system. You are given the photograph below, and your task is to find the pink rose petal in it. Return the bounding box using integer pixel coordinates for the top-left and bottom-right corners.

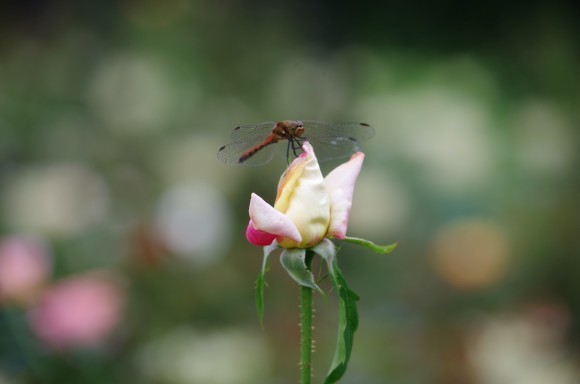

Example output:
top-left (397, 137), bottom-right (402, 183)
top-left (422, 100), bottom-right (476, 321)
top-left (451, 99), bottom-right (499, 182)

top-left (325, 152), bottom-right (365, 238)
top-left (246, 220), bottom-right (276, 246)
top-left (249, 193), bottom-right (302, 243)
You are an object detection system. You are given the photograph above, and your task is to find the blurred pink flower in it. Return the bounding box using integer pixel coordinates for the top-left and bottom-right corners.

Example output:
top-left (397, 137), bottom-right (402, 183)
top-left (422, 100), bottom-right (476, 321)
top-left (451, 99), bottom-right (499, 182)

top-left (246, 142), bottom-right (364, 248)
top-left (0, 235), bottom-right (51, 305)
top-left (28, 272), bottom-right (124, 350)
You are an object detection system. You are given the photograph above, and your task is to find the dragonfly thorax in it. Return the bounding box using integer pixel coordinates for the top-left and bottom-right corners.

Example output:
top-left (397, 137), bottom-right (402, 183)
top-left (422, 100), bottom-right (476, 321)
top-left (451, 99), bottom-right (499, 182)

top-left (273, 120), bottom-right (305, 139)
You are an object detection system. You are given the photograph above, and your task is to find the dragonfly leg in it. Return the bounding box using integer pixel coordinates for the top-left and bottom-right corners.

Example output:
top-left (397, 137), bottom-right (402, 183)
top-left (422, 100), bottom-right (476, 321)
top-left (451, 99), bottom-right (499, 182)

top-left (285, 141), bottom-right (291, 165)
top-left (285, 137), bottom-right (307, 164)
top-left (294, 137), bottom-right (307, 154)
top-left (291, 138), bottom-right (302, 157)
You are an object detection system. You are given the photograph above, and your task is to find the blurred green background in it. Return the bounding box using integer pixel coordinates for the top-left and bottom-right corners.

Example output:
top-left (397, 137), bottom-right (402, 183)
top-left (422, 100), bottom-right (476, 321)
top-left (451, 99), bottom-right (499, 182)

top-left (0, 1), bottom-right (579, 383)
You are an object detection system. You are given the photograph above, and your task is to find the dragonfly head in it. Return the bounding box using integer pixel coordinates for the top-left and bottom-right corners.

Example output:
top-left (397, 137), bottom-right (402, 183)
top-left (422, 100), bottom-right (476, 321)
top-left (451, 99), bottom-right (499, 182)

top-left (279, 120), bottom-right (304, 137)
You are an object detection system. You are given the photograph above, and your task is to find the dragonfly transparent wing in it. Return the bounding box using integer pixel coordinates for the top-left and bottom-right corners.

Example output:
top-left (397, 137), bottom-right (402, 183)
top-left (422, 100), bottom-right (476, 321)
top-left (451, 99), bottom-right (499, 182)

top-left (229, 121), bottom-right (276, 142)
top-left (217, 141), bottom-right (277, 166)
top-left (297, 121), bottom-right (373, 161)
top-left (301, 121), bottom-right (375, 142)
top-left (218, 120), bottom-right (373, 165)
top-left (218, 121), bottom-right (277, 165)
top-left (297, 136), bottom-right (363, 162)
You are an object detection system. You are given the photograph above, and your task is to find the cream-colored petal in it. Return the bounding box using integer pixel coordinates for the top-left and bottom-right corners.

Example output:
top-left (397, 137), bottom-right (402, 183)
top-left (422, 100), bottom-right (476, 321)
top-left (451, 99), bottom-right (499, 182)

top-left (249, 193), bottom-right (302, 243)
top-left (275, 142), bottom-right (330, 248)
top-left (275, 152), bottom-right (308, 213)
top-left (325, 152), bottom-right (365, 238)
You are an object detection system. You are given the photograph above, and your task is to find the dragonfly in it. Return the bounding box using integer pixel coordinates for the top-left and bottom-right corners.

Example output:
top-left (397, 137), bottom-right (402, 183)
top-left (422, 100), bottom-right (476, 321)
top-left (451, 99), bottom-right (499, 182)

top-left (217, 120), bottom-right (374, 166)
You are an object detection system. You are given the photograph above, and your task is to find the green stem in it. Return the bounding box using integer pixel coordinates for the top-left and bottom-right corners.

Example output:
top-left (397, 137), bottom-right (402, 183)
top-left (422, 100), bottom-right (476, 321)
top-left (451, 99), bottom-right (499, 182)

top-left (300, 250), bottom-right (315, 384)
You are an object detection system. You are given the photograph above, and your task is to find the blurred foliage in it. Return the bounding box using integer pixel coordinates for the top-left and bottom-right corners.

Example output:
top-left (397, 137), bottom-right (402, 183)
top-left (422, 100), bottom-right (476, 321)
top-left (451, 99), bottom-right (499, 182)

top-left (0, 0), bottom-right (579, 383)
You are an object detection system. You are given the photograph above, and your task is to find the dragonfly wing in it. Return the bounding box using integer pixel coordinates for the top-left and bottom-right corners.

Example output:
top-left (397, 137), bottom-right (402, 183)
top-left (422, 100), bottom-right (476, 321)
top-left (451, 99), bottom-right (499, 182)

top-left (217, 142), bottom-right (276, 166)
top-left (229, 122), bottom-right (276, 142)
top-left (301, 121), bottom-right (375, 142)
top-left (218, 121), bottom-right (277, 166)
top-left (299, 136), bottom-right (362, 162)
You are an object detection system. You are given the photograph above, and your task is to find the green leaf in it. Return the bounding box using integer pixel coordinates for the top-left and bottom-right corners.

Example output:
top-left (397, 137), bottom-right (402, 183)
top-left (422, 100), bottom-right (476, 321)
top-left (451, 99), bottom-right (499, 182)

top-left (256, 241), bottom-right (279, 327)
top-left (342, 236), bottom-right (398, 254)
top-left (310, 239), bottom-right (336, 262)
top-left (315, 240), bottom-right (360, 384)
top-left (280, 248), bottom-right (323, 295)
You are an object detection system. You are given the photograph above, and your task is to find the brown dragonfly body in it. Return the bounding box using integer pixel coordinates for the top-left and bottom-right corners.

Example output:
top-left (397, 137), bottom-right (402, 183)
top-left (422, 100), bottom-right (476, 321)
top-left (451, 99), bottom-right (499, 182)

top-left (218, 120), bottom-right (374, 166)
top-left (238, 120), bottom-right (305, 163)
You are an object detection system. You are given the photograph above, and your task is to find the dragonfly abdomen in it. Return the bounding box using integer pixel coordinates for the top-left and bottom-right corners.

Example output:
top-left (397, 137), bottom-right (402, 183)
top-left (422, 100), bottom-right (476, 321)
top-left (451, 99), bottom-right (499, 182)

top-left (239, 135), bottom-right (280, 163)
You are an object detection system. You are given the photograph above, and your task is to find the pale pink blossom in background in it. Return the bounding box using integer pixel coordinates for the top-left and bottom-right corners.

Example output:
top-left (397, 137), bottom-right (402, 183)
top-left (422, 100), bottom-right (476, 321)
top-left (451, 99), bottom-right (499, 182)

top-left (28, 272), bottom-right (124, 350)
top-left (0, 235), bottom-right (51, 305)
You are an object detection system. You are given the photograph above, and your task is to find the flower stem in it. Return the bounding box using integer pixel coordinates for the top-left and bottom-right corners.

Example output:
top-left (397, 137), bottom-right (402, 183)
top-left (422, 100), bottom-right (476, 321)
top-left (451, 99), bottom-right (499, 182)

top-left (300, 250), bottom-right (315, 384)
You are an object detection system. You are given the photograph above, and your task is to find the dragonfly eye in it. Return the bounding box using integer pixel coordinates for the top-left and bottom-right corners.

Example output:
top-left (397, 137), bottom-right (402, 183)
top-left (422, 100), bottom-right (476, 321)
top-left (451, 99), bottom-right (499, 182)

top-left (295, 124), bottom-right (305, 136)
